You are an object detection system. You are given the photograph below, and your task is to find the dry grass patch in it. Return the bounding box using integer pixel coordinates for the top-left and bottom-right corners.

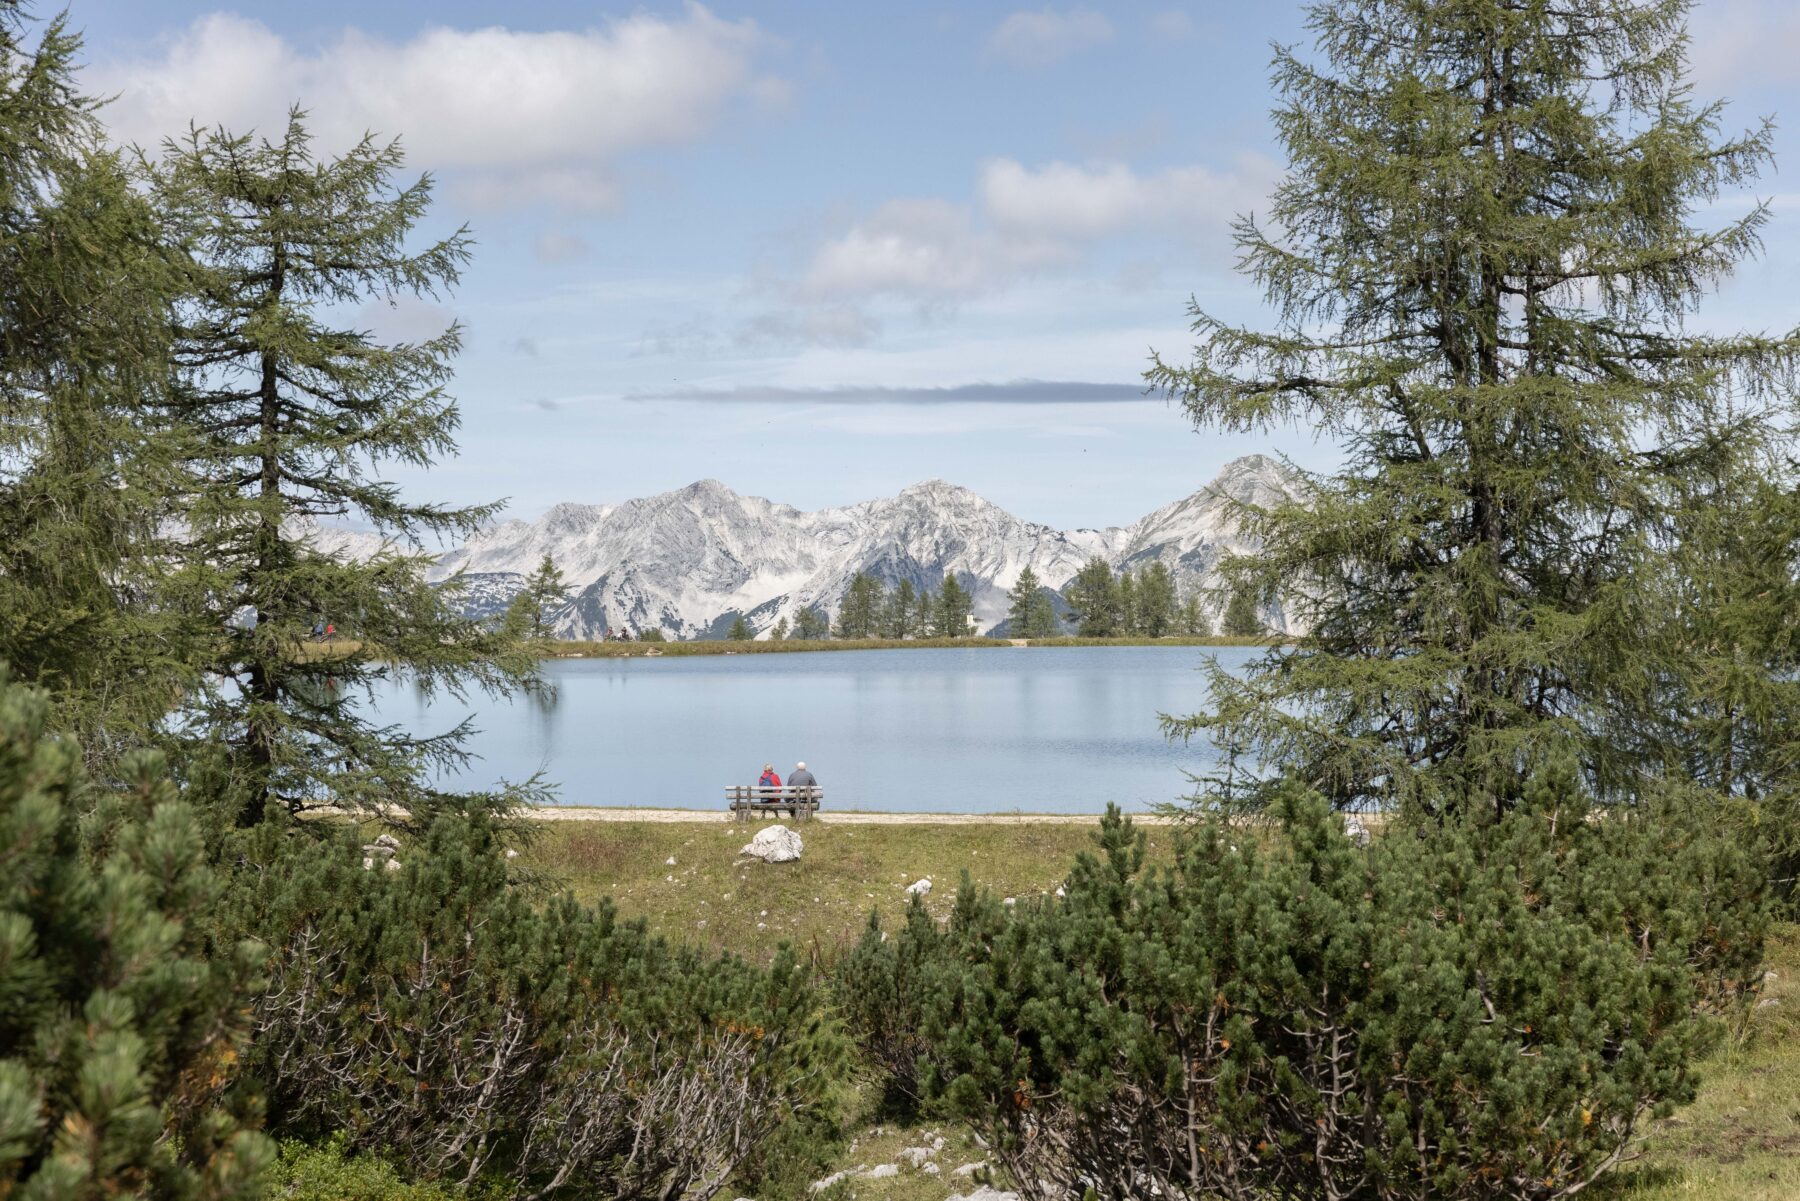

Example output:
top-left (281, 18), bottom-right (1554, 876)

top-left (521, 817), bottom-right (1139, 963)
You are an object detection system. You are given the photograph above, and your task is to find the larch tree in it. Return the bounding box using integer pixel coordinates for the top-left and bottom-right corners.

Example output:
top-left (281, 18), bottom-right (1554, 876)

top-left (935, 573), bottom-right (973, 638)
top-left (1149, 0), bottom-right (1800, 817)
top-left (835, 571), bottom-right (882, 639)
top-left (1006, 565), bottom-right (1042, 635)
top-left (1137, 560), bottom-right (1178, 637)
top-left (1220, 584), bottom-right (1264, 639)
top-left (792, 606), bottom-right (830, 640)
top-left (884, 577), bottom-right (917, 638)
top-left (1179, 594), bottom-right (1210, 637)
top-left (154, 112), bottom-right (538, 827)
top-left (913, 584), bottom-right (938, 637)
top-left (0, 7), bottom-right (197, 762)
top-left (1116, 569), bottom-right (1140, 636)
top-left (519, 553), bottom-right (569, 639)
top-left (1065, 557), bottom-right (1120, 637)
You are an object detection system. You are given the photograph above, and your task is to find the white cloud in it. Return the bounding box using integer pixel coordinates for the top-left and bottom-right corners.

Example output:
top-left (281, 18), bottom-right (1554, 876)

top-left (354, 296), bottom-right (459, 346)
top-left (90, 5), bottom-right (782, 212)
top-left (796, 197), bottom-right (1068, 302)
top-left (786, 155), bottom-right (1272, 306)
top-left (987, 8), bottom-right (1114, 67)
top-left (980, 156), bottom-right (1270, 240)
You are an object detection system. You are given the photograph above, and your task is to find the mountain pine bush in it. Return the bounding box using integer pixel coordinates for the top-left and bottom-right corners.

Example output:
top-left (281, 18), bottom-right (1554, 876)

top-left (223, 808), bottom-right (844, 1199)
top-left (851, 775), bottom-right (1766, 1201)
top-left (0, 670), bottom-right (271, 1199)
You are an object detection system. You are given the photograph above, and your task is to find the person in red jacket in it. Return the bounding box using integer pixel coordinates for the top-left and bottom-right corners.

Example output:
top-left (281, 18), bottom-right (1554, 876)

top-left (757, 764), bottom-right (781, 798)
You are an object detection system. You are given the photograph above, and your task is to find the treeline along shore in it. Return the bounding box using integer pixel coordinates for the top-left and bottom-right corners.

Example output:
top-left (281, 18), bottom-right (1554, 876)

top-left (537, 634), bottom-right (1272, 658)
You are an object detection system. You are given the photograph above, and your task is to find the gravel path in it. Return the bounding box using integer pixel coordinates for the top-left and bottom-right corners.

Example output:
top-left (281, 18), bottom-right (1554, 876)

top-left (527, 806), bottom-right (1153, 825)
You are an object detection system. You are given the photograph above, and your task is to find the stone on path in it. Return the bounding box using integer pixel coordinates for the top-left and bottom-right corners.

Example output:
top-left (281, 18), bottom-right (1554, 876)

top-left (740, 824), bottom-right (804, 863)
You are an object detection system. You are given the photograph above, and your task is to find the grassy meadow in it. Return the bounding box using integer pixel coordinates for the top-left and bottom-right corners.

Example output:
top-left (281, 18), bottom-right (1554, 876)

top-left (520, 817), bottom-right (1800, 1200)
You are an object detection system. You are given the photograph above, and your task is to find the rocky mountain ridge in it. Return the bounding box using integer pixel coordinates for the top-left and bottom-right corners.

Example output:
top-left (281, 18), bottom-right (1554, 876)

top-left (407, 453), bottom-right (1305, 639)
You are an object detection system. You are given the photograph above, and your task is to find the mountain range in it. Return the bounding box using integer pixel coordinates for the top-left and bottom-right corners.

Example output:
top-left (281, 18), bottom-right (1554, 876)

top-left (391, 453), bottom-right (1304, 639)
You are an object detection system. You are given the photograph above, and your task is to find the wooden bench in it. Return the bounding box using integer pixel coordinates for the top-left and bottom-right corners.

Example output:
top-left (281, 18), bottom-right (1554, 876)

top-left (726, 785), bottom-right (822, 821)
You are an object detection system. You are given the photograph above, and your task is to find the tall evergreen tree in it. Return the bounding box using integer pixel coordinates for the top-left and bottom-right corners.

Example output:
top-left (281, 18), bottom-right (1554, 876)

top-left (771, 616), bottom-right (789, 641)
top-left (1137, 561), bottom-right (1178, 638)
top-left (883, 578), bottom-right (917, 639)
top-left (1149, 0), bottom-right (1800, 815)
top-left (727, 614), bottom-right (752, 641)
top-left (1220, 584), bottom-right (1264, 639)
top-left (835, 571), bottom-right (882, 639)
top-left (935, 574), bottom-right (973, 638)
top-left (914, 584), bottom-right (938, 638)
top-left (1116, 570), bottom-right (1140, 636)
top-left (1006, 566), bottom-right (1042, 635)
top-left (792, 606), bottom-right (830, 640)
top-left (1179, 594), bottom-right (1210, 637)
top-left (519, 553), bottom-right (569, 639)
top-left (0, 8), bottom-right (196, 761)
top-left (153, 114), bottom-right (537, 826)
top-left (1065, 557), bottom-right (1121, 637)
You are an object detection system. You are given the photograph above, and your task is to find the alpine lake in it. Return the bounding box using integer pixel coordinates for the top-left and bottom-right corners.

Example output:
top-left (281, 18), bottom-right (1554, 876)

top-left (370, 644), bottom-right (1259, 813)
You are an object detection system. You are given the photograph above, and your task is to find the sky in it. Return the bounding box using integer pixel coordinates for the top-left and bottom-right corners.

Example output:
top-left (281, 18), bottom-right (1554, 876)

top-left (67, 0), bottom-right (1800, 530)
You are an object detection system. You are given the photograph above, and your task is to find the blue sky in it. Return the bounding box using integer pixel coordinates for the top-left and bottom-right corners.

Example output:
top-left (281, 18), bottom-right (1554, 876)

top-left (74, 0), bottom-right (1800, 529)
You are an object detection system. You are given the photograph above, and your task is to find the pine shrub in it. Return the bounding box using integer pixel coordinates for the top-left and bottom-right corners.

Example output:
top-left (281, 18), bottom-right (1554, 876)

top-left (0, 670), bottom-right (271, 1199)
top-left (865, 770), bottom-right (1766, 1201)
top-left (223, 809), bottom-right (845, 1199)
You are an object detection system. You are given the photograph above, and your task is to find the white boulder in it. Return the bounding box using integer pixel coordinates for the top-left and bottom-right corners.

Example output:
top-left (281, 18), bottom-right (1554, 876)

top-left (906, 878), bottom-right (933, 897)
top-left (741, 825), bottom-right (804, 863)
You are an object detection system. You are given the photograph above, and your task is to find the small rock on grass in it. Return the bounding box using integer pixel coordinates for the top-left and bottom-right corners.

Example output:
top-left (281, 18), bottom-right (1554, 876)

top-left (906, 877), bottom-right (932, 897)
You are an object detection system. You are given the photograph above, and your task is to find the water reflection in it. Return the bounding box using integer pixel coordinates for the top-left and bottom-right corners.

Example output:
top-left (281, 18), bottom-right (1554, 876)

top-left (362, 646), bottom-right (1256, 814)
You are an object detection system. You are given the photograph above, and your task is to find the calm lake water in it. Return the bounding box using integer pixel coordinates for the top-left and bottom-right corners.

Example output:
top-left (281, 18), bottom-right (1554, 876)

top-left (371, 646), bottom-right (1257, 814)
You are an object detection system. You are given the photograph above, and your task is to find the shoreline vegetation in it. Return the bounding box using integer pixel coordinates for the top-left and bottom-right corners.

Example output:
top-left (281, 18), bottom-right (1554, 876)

top-left (534, 634), bottom-right (1274, 658)
top-left (299, 634), bottom-right (1279, 662)
top-left (520, 820), bottom-right (1800, 1201)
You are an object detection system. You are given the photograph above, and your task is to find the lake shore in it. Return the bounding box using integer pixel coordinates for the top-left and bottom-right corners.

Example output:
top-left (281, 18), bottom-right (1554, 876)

top-left (527, 804), bottom-right (1166, 824)
top-left (530, 634), bottom-right (1274, 658)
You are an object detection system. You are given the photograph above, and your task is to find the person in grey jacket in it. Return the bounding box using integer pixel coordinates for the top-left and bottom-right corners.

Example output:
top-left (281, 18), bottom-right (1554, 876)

top-left (787, 761), bottom-right (818, 798)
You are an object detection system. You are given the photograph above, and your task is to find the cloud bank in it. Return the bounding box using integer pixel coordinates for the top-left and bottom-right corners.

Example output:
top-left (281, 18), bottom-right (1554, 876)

top-left (89, 5), bottom-right (782, 212)
top-left (786, 154), bottom-right (1274, 306)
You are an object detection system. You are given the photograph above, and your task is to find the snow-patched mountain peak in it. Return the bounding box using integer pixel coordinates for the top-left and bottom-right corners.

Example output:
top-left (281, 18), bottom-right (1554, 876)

top-left (416, 454), bottom-right (1301, 639)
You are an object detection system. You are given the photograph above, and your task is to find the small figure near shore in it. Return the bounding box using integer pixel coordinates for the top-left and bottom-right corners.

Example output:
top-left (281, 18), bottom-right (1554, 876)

top-left (758, 763), bottom-right (781, 796)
